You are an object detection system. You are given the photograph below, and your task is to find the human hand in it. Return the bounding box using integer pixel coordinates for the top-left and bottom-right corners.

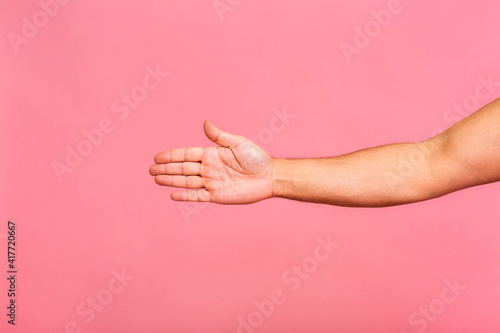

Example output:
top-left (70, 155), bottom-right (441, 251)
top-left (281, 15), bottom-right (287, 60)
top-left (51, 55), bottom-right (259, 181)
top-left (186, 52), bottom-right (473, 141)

top-left (149, 120), bottom-right (275, 204)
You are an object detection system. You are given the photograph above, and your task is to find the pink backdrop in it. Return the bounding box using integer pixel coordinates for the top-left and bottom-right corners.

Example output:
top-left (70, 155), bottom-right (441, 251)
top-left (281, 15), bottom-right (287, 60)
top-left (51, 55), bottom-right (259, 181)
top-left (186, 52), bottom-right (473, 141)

top-left (1, 0), bottom-right (500, 332)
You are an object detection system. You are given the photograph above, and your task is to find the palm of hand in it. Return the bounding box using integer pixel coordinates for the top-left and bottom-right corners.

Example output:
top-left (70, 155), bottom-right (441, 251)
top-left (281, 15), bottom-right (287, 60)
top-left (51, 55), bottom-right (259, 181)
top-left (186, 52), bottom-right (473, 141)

top-left (149, 120), bottom-right (274, 204)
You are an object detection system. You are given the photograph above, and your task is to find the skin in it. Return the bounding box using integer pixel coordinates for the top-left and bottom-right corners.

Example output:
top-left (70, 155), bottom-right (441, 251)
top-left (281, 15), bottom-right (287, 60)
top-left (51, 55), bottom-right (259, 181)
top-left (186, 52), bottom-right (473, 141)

top-left (149, 97), bottom-right (500, 207)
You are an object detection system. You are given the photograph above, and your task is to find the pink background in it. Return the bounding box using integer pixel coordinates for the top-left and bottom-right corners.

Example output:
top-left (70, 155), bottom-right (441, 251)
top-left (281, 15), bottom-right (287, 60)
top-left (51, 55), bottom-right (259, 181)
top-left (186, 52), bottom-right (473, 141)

top-left (1, 0), bottom-right (500, 332)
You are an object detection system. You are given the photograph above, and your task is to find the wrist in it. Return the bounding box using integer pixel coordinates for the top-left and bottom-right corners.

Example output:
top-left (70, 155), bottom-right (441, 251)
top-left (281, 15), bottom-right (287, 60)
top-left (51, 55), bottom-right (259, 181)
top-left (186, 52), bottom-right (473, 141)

top-left (271, 157), bottom-right (287, 198)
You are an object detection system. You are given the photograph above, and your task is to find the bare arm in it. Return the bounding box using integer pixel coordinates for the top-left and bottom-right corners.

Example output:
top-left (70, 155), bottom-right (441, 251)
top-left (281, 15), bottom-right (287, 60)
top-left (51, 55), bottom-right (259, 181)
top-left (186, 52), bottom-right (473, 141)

top-left (271, 98), bottom-right (500, 207)
top-left (150, 98), bottom-right (500, 206)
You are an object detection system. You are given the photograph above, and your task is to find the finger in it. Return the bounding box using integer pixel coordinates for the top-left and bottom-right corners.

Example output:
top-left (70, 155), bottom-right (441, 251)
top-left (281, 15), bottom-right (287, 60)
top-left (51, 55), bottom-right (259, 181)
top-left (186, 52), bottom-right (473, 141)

top-left (154, 175), bottom-right (204, 188)
top-left (171, 189), bottom-right (211, 202)
top-left (204, 119), bottom-right (247, 148)
top-left (154, 147), bottom-right (205, 164)
top-left (149, 162), bottom-right (202, 176)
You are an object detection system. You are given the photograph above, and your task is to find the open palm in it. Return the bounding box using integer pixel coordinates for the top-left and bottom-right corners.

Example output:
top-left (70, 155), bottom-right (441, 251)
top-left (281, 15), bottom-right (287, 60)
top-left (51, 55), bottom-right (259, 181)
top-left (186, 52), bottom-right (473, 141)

top-left (149, 120), bottom-right (274, 204)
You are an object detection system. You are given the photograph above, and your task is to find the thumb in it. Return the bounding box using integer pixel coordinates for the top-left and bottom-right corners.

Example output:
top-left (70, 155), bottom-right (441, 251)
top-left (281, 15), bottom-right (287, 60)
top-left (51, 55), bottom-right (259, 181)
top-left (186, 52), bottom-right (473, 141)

top-left (203, 119), bottom-right (247, 147)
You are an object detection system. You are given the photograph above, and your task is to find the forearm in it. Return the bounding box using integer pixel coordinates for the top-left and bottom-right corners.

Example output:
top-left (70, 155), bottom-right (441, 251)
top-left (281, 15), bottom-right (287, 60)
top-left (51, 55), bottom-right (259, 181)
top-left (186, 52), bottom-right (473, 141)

top-left (270, 140), bottom-right (440, 207)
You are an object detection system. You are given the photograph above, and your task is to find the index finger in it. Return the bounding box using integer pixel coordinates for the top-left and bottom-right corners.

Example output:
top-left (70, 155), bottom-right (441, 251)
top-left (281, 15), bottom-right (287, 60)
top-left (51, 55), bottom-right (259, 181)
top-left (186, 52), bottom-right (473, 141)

top-left (154, 147), bottom-right (205, 164)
